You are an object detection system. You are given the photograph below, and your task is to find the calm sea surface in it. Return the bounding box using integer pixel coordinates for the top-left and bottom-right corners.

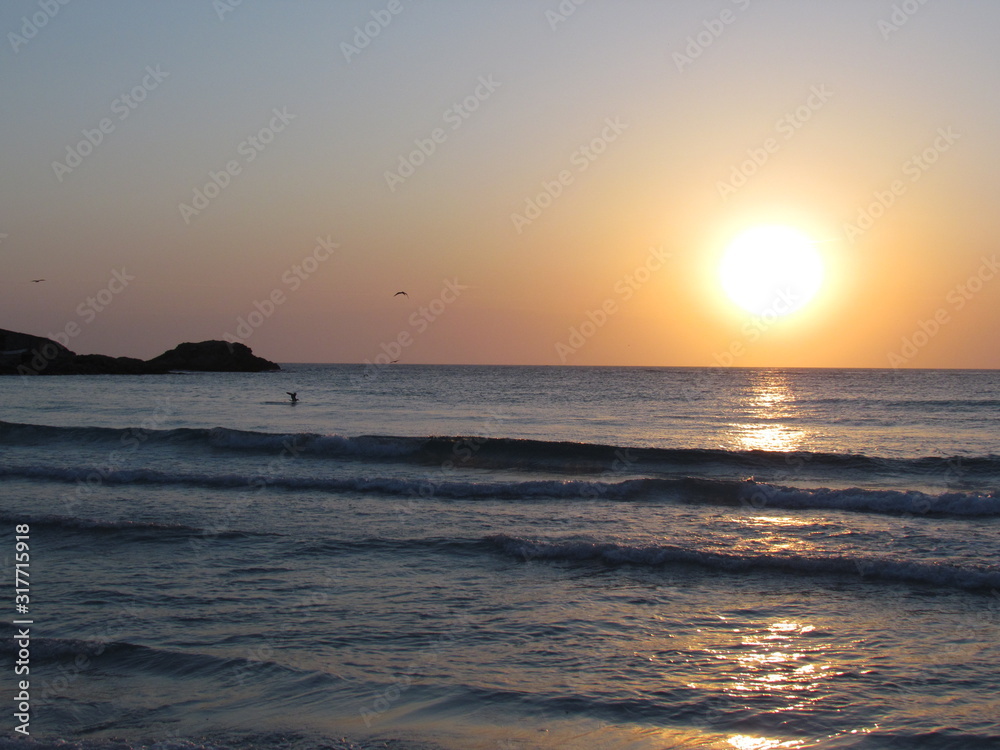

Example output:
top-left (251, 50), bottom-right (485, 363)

top-left (1, 365), bottom-right (998, 750)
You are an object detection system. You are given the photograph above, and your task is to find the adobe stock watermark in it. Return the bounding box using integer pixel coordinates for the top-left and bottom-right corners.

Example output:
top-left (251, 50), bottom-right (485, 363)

top-left (17, 268), bottom-right (136, 377)
top-left (843, 127), bottom-right (960, 244)
top-left (7, 0), bottom-right (71, 54)
top-left (391, 410), bottom-right (509, 521)
top-left (384, 75), bottom-right (501, 192)
top-left (713, 288), bottom-right (801, 366)
top-left (190, 437), bottom-right (308, 554)
top-left (52, 65), bottom-right (169, 183)
top-left (222, 235), bottom-right (339, 346)
top-left (341, 0), bottom-right (413, 63)
top-left (717, 84), bottom-right (833, 200)
top-left (354, 278), bottom-right (468, 382)
top-left (58, 399), bottom-right (172, 515)
top-left (546, 0), bottom-right (587, 31)
top-left (32, 602), bottom-right (144, 715)
top-left (887, 254), bottom-right (999, 367)
top-left (212, 0), bottom-right (243, 22)
top-left (672, 0), bottom-right (752, 73)
top-left (232, 569), bottom-right (343, 686)
top-left (178, 107), bottom-right (296, 224)
top-left (510, 116), bottom-right (628, 234)
top-left (555, 245), bottom-right (671, 363)
top-left (878, 0), bottom-right (933, 40)
top-left (358, 613), bottom-right (475, 728)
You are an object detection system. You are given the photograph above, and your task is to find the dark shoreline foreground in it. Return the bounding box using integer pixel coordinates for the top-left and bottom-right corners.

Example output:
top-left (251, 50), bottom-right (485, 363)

top-left (0, 328), bottom-right (279, 375)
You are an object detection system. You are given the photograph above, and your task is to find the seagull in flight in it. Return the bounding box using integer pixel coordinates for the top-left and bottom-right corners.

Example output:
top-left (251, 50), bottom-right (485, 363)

top-left (286, 391), bottom-right (298, 403)
top-left (393, 291), bottom-right (408, 297)
top-left (30, 279), bottom-right (46, 283)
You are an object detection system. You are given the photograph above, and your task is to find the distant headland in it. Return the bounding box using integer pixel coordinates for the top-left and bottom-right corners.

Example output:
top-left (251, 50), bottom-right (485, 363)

top-left (0, 328), bottom-right (280, 376)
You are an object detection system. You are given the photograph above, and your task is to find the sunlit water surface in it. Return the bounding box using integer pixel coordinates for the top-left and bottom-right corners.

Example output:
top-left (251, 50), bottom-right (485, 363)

top-left (1, 366), bottom-right (998, 750)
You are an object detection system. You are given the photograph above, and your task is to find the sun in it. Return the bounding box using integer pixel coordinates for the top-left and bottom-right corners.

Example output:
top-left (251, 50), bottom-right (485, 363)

top-left (718, 226), bottom-right (824, 317)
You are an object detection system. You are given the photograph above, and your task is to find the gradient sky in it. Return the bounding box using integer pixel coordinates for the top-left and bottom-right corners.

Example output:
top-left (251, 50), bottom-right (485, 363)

top-left (2, 0), bottom-right (999, 367)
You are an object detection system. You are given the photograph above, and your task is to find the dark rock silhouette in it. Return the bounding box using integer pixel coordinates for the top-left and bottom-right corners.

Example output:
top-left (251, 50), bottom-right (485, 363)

top-left (0, 328), bottom-right (279, 375)
top-left (0, 329), bottom-right (78, 375)
top-left (147, 340), bottom-right (279, 373)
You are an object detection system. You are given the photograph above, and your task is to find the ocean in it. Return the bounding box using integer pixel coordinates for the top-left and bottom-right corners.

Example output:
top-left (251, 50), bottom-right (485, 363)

top-left (1, 365), bottom-right (998, 750)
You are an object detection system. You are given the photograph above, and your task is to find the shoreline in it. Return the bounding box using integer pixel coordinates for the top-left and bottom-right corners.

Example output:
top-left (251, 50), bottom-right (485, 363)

top-left (1, 328), bottom-right (279, 376)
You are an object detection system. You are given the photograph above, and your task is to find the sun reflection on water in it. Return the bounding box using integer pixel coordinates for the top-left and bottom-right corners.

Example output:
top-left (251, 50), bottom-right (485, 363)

top-left (735, 422), bottom-right (805, 452)
top-left (729, 621), bottom-right (827, 695)
top-left (692, 373), bottom-right (860, 748)
top-left (729, 372), bottom-right (806, 452)
top-left (698, 617), bottom-right (841, 750)
top-left (727, 734), bottom-right (805, 749)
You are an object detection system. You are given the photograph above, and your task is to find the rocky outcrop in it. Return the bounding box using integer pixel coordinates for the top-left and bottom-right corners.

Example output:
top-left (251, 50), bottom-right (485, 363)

top-left (0, 329), bottom-right (79, 375)
top-left (57, 354), bottom-right (166, 375)
top-left (0, 328), bottom-right (279, 375)
top-left (146, 340), bottom-right (279, 372)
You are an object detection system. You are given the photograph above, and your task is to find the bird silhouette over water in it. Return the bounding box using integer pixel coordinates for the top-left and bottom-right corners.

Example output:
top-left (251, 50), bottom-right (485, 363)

top-left (393, 291), bottom-right (408, 297)
top-left (286, 392), bottom-right (298, 403)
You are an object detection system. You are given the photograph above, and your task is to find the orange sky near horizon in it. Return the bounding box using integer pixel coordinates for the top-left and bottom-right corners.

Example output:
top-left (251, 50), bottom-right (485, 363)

top-left (2, 1), bottom-right (998, 368)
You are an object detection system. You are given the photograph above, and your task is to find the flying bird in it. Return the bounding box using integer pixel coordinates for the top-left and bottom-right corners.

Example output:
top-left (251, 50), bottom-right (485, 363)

top-left (286, 391), bottom-right (298, 403)
top-left (393, 291), bottom-right (408, 297)
top-left (30, 279), bottom-right (45, 283)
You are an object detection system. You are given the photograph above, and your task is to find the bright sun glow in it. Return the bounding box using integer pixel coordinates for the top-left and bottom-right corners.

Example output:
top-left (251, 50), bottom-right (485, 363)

top-left (719, 226), bottom-right (824, 316)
